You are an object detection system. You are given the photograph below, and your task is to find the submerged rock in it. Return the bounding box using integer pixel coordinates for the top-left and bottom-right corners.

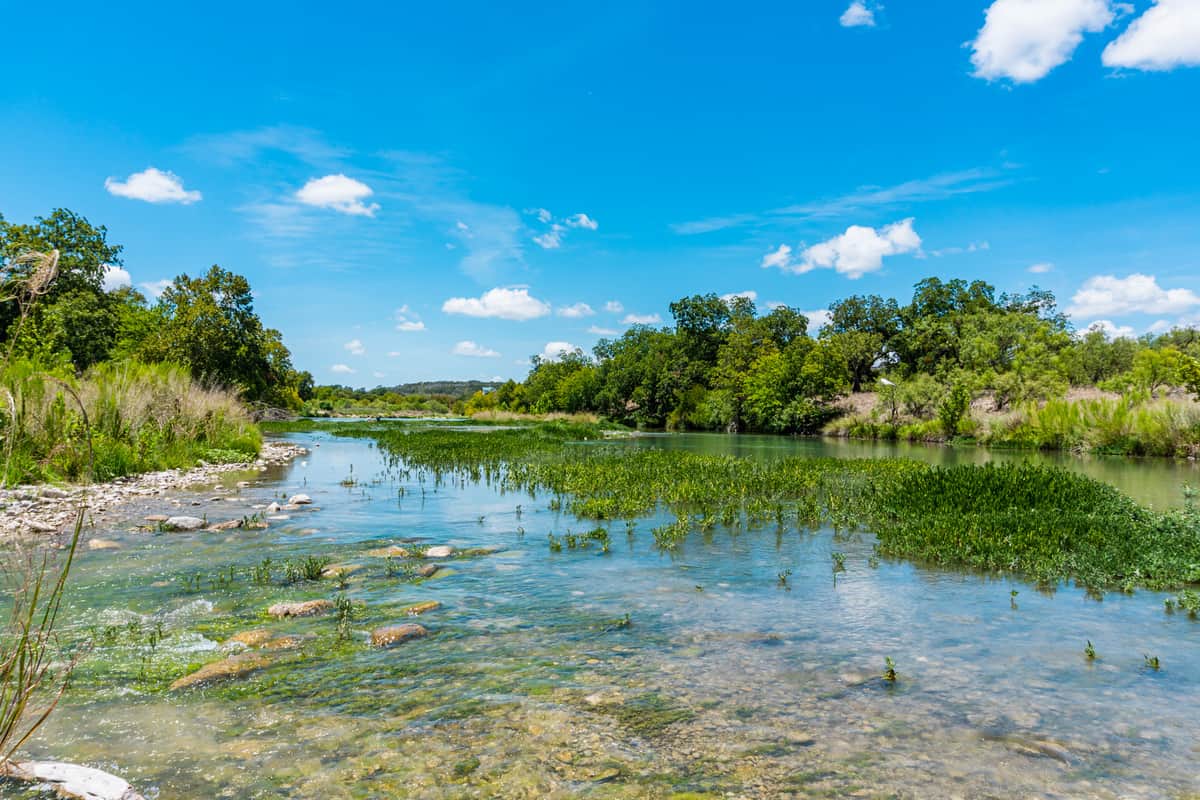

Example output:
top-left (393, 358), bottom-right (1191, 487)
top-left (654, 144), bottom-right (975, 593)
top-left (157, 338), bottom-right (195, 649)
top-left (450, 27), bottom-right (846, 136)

top-left (169, 651), bottom-right (272, 690)
top-left (207, 519), bottom-right (243, 531)
top-left (163, 515), bottom-right (205, 531)
top-left (322, 563), bottom-right (363, 579)
top-left (370, 623), bottom-right (428, 647)
top-left (143, 514), bottom-right (169, 523)
top-left (404, 600), bottom-right (440, 616)
top-left (367, 545), bottom-right (409, 558)
top-left (423, 545), bottom-right (454, 558)
top-left (417, 564), bottom-right (441, 578)
top-left (268, 599), bottom-right (334, 618)
top-left (3, 760), bottom-right (145, 800)
top-left (288, 494), bottom-right (312, 505)
top-left (229, 629), bottom-right (274, 648)
top-left (87, 538), bottom-right (121, 551)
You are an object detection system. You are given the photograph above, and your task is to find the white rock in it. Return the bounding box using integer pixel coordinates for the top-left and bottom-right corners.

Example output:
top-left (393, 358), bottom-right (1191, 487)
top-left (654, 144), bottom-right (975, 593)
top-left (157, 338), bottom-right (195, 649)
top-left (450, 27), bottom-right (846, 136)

top-left (6, 760), bottom-right (145, 800)
top-left (163, 516), bottom-right (205, 531)
top-left (265, 502), bottom-right (281, 513)
top-left (424, 545), bottom-right (454, 558)
top-left (288, 494), bottom-right (312, 505)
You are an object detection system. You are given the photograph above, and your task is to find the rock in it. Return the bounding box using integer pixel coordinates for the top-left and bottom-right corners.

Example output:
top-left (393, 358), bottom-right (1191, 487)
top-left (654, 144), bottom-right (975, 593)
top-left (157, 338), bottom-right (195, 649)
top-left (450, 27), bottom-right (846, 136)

top-left (236, 481), bottom-right (253, 488)
top-left (288, 494), bottom-right (312, 505)
top-left (169, 652), bottom-right (272, 690)
top-left (370, 623), bottom-right (428, 648)
top-left (25, 519), bottom-right (56, 533)
top-left (163, 516), bottom-right (205, 531)
top-left (404, 600), bottom-right (441, 616)
top-left (265, 502), bottom-right (281, 514)
top-left (423, 545), bottom-right (454, 558)
top-left (322, 563), bottom-right (363, 579)
top-left (417, 564), bottom-right (440, 578)
top-left (4, 760), bottom-right (146, 800)
top-left (263, 635), bottom-right (306, 651)
top-left (367, 545), bottom-right (410, 558)
top-left (40, 487), bottom-right (70, 499)
top-left (87, 538), bottom-right (121, 551)
top-left (207, 519), bottom-right (243, 531)
top-left (268, 599), bottom-right (334, 618)
top-left (143, 514), bottom-right (169, 523)
top-left (229, 629), bottom-right (274, 648)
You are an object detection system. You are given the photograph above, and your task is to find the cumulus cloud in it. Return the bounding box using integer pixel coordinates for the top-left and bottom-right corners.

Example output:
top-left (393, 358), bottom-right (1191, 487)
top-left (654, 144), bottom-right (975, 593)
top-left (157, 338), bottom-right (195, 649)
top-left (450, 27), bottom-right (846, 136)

top-left (840, 1), bottom-right (876, 27)
top-left (721, 291), bottom-right (758, 303)
top-left (528, 209), bottom-right (598, 249)
top-left (970, 0), bottom-right (1115, 83)
top-left (295, 174), bottom-right (380, 216)
top-left (540, 341), bottom-right (582, 362)
top-left (565, 213), bottom-right (599, 230)
top-left (344, 338), bottom-right (366, 356)
top-left (588, 325), bottom-right (620, 336)
top-left (105, 167), bottom-right (201, 204)
top-left (101, 265), bottom-right (131, 292)
top-left (1028, 262), bottom-right (1055, 274)
top-left (763, 218), bottom-right (921, 279)
top-left (442, 287), bottom-right (551, 321)
top-left (604, 300), bottom-right (624, 313)
top-left (1083, 319), bottom-right (1136, 339)
top-left (1066, 273), bottom-right (1200, 317)
top-left (804, 309), bottom-right (833, 331)
top-left (557, 302), bottom-right (595, 318)
top-left (622, 312), bottom-right (662, 325)
top-left (1103, 0), bottom-right (1200, 71)
top-left (331, 364), bottom-right (355, 375)
top-left (139, 279), bottom-right (172, 299)
top-left (394, 305), bottom-right (426, 332)
top-left (452, 340), bottom-right (500, 358)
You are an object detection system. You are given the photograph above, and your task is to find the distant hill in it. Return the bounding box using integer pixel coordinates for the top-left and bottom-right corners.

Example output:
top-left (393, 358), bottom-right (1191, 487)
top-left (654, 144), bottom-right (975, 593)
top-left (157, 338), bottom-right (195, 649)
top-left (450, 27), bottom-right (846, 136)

top-left (387, 380), bottom-right (497, 398)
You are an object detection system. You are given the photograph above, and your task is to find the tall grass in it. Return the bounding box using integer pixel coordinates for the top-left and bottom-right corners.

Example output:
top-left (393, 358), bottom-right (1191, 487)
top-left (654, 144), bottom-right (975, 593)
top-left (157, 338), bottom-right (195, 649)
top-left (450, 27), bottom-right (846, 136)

top-left (986, 397), bottom-right (1200, 457)
top-left (0, 359), bottom-right (261, 484)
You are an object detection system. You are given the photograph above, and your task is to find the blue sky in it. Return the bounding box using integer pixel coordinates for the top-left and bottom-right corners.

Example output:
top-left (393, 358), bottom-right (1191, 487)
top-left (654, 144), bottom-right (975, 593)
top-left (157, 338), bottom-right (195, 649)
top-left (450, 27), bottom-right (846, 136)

top-left (3, 0), bottom-right (1199, 385)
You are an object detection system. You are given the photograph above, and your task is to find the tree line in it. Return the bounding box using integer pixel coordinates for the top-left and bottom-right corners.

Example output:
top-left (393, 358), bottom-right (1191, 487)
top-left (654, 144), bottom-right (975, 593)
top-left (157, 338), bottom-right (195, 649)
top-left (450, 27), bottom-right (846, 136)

top-left (0, 209), bottom-right (313, 409)
top-left (468, 279), bottom-right (1200, 433)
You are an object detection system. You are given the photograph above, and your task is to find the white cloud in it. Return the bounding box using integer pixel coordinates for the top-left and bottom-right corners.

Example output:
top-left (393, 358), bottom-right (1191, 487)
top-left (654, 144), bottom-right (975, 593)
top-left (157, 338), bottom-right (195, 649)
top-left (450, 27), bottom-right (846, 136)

top-left (1028, 262), bottom-right (1055, 274)
top-left (344, 338), bottom-right (366, 356)
top-left (452, 340), bottom-right (500, 358)
top-left (394, 305), bottom-right (426, 332)
top-left (331, 364), bottom-right (355, 375)
top-left (387, 351), bottom-right (402, 357)
top-left (970, 0), bottom-right (1115, 83)
top-left (565, 213), bottom-right (599, 230)
top-left (1083, 319), bottom-right (1136, 339)
top-left (529, 209), bottom-right (598, 249)
top-left (557, 302), bottom-right (596, 318)
top-left (804, 309), bottom-right (833, 331)
top-left (105, 168), bottom-right (201, 204)
top-left (442, 287), bottom-right (551, 321)
top-left (761, 245), bottom-right (793, 270)
top-left (373, 371), bottom-right (387, 379)
top-left (764, 218), bottom-right (921, 279)
top-left (295, 174), bottom-right (380, 216)
top-left (540, 341), bottom-right (581, 362)
top-left (1066, 273), bottom-right (1200, 317)
top-left (588, 325), bottom-right (620, 336)
top-left (622, 312), bottom-right (662, 325)
top-left (840, 1), bottom-right (876, 27)
top-left (929, 241), bottom-right (990, 257)
top-left (604, 300), bottom-right (624, 313)
top-left (721, 291), bottom-right (758, 303)
top-left (1147, 319), bottom-right (1173, 334)
top-left (101, 265), bottom-right (131, 292)
top-left (534, 224), bottom-right (565, 250)
top-left (139, 279), bottom-right (172, 299)
top-left (1103, 0), bottom-right (1200, 71)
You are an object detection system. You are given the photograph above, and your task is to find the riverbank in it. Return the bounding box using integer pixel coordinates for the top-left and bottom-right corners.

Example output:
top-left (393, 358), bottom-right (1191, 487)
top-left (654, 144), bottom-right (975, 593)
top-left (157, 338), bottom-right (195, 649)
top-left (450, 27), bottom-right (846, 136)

top-left (0, 440), bottom-right (308, 541)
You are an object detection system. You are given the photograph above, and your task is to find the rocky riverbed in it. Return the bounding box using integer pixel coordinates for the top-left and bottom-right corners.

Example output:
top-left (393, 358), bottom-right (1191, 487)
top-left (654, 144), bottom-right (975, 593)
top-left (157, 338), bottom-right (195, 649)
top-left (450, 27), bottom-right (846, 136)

top-left (0, 441), bottom-right (308, 542)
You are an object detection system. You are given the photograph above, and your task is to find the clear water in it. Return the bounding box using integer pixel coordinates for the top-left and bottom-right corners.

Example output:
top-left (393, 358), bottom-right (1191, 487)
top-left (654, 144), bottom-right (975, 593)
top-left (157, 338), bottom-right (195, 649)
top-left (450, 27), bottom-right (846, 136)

top-left (8, 430), bottom-right (1200, 799)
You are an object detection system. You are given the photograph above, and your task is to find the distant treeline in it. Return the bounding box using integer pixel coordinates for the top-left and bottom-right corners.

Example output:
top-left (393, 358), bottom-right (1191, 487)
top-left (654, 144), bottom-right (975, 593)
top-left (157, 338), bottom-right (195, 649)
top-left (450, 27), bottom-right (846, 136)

top-left (465, 280), bottom-right (1200, 440)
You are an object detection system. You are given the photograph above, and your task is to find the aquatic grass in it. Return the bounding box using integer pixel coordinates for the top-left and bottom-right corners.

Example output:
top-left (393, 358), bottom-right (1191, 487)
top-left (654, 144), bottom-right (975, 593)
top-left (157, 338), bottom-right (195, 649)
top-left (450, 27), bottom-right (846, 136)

top-left (325, 422), bottom-right (1200, 591)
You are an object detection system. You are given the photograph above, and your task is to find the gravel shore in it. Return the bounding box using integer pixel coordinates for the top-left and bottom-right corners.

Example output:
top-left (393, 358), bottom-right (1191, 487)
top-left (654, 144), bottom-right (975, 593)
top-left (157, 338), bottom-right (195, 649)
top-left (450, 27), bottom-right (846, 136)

top-left (0, 440), bottom-right (308, 541)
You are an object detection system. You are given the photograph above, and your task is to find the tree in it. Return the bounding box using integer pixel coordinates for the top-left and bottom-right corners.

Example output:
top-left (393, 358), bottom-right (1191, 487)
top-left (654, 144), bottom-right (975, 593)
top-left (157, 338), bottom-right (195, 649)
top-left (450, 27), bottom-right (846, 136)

top-left (669, 293), bottom-right (734, 369)
top-left (824, 330), bottom-right (881, 392)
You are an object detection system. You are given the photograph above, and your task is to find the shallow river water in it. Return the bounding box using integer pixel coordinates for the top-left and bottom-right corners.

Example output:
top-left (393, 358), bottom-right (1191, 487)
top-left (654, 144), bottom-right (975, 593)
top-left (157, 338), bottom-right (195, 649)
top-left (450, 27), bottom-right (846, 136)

top-left (6, 429), bottom-right (1200, 799)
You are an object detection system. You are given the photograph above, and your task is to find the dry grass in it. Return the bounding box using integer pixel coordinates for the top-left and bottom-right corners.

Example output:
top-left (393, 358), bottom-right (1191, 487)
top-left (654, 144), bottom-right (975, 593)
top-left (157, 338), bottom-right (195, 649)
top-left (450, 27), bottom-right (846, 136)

top-left (469, 409), bottom-right (601, 425)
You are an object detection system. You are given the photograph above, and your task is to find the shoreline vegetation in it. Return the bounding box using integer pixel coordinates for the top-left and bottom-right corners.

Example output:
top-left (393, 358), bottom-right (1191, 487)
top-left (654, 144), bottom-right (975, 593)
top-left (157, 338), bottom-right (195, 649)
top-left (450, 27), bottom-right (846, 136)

top-left (310, 420), bottom-right (1200, 594)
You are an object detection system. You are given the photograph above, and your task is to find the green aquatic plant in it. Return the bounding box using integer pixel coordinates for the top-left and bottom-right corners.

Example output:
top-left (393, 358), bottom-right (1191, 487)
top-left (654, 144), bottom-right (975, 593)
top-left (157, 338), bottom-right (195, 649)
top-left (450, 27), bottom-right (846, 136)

top-left (1172, 589), bottom-right (1200, 618)
top-left (251, 558), bottom-right (273, 584)
top-left (882, 656), bottom-right (897, 683)
top-left (548, 534), bottom-right (562, 552)
top-left (831, 552), bottom-right (846, 573)
top-left (777, 569), bottom-right (792, 589)
top-left (1084, 641), bottom-right (1096, 660)
top-left (1143, 654), bottom-right (1161, 670)
top-left (1010, 589), bottom-right (1019, 609)
top-left (284, 555), bottom-right (331, 584)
